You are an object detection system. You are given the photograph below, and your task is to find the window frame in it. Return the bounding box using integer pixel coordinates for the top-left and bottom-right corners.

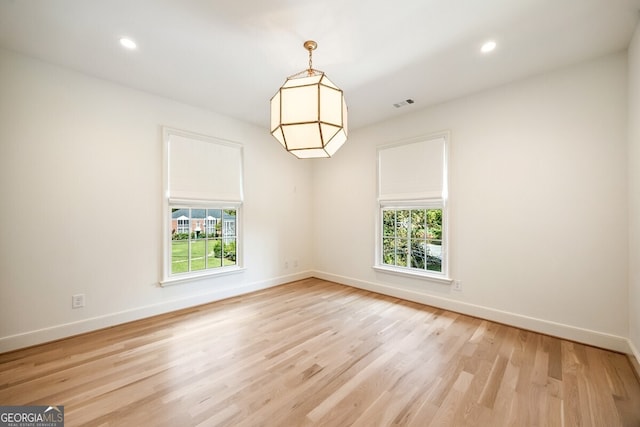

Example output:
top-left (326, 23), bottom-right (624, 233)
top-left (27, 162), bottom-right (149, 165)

top-left (168, 206), bottom-right (240, 277)
top-left (373, 132), bottom-right (452, 285)
top-left (176, 216), bottom-right (189, 234)
top-left (160, 127), bottom-right (244, 286)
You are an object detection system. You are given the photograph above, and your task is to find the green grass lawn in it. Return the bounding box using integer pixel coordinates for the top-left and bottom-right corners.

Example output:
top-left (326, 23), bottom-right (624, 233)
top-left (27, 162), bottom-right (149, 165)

top-left (171, 239), bottom-right (236, 274)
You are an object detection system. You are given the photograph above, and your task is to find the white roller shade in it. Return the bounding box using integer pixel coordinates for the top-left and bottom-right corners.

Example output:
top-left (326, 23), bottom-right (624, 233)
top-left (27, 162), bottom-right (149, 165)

top-left (168, 133), bottom-right (243, 203)
top-left (378, 136), bottom-right (445, 201)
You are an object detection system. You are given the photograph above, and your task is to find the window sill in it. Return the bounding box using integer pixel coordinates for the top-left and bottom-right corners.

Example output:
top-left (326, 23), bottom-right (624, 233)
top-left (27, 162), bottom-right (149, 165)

top-left (373, 265), bottom-right (453, 286)
top-left (160, 266), bottom-right (245, 287)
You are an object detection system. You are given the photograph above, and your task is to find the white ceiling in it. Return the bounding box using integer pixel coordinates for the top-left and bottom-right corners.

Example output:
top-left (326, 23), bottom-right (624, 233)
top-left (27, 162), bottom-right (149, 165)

top-left (1, 0), bottom-right (639, 131)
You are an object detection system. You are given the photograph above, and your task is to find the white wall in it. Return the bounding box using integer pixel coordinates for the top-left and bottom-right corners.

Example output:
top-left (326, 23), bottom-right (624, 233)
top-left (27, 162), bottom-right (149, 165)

top-left (313, 52), bottom-right (630, 352)
top-left (0, 48), bottom-right (313, 352)
top-left (629, 21), bottom-right (640, 360)
top-left (0, 46), bottom-right (634, 355)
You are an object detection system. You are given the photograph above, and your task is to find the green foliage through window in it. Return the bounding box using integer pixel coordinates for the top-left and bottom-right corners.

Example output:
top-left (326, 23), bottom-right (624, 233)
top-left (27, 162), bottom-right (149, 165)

top-left (382, 208), bottom-right (443, 272)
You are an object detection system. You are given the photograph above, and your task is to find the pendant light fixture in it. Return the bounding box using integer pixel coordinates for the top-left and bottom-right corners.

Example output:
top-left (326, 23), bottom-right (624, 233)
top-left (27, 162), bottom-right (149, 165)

top-left (270, 40), bottom-right (348, 158)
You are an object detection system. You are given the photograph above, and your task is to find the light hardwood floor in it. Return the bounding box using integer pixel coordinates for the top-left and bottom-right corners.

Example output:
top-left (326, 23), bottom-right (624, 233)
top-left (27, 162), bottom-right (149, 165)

top-left (1, 278), bottom-right (639, 426)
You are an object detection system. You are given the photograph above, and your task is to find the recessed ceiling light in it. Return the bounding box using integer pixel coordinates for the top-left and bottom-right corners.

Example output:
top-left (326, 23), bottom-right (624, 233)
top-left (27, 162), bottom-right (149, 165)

top-left (481, 40), bottom-right (497, 54)
top-left (119, 38), bottom-right (137, 50)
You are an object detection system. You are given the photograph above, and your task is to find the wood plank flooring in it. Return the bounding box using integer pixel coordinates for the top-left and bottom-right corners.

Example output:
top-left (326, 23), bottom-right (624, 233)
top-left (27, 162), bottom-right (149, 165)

top-left (1, 278), bottom-right (639, 426)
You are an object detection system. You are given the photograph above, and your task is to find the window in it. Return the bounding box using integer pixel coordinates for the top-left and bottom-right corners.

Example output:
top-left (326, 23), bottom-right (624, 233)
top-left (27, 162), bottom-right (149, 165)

top-left (382, 207), bottom-right (443, 272)
top-left (170, 208), bottom-right (237, 274)
top-left (176, 216), bottom-right (189, 234)
top-left (375, 133), bottom-right (450, 282)
top-left (205, 216), bottom-right (216, 235)
top-left (162, 128), bottom-right (243, 285)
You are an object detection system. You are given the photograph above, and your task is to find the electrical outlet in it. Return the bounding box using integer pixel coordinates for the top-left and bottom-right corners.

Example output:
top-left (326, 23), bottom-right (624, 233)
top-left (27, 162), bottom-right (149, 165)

top-left (284, 261), bottom-right (289, 269)
top-left (453, 281), bottom-right (462, 292)
top-left (72, 294), bottom-right (85, 308)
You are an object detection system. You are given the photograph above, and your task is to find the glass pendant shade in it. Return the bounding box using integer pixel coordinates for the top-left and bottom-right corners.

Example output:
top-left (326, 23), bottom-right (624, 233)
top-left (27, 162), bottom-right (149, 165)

top-left (270, 42), bottom-right (348, 158)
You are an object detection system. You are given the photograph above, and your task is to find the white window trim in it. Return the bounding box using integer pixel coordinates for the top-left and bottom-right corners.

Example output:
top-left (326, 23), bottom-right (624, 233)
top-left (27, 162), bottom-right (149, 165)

top-left (373, 265), bottom-right (453, 285)
top-left (373, 131), bottom-right (451, 285)
top-left (160, 127), bottom-right (245, 286)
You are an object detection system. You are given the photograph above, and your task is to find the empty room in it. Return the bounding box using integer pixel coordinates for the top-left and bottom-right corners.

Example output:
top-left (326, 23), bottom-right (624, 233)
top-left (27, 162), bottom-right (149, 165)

top-left (1, 0), bottom-right (640, 425)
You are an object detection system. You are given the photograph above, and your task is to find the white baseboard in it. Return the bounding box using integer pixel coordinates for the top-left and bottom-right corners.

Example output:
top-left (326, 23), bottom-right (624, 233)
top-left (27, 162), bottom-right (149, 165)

top-left (313, 270), bottom-right (632, 354)
top-left (2, 270), bottom-right (633, 356)
top-left (0, 271), bottom-right (312, 353)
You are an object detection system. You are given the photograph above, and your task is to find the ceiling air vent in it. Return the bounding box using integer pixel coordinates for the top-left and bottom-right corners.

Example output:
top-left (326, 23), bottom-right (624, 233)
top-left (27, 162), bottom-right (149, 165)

top-left (393, 99), bottom-right (415, 108)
